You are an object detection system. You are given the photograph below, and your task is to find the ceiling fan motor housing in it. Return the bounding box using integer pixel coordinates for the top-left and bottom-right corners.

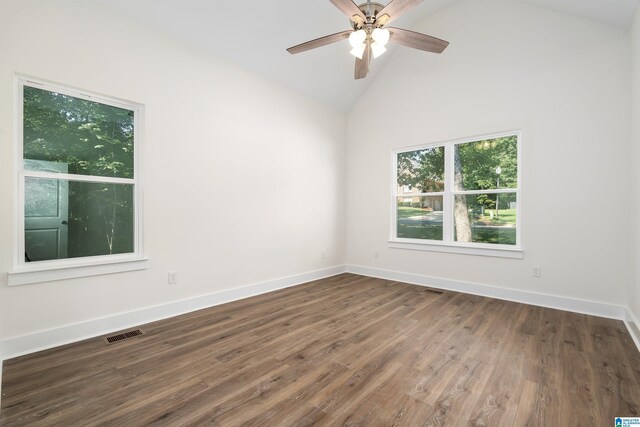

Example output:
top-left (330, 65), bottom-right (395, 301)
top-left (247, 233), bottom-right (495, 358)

top-left (353, 2), bottom-right (386, 29)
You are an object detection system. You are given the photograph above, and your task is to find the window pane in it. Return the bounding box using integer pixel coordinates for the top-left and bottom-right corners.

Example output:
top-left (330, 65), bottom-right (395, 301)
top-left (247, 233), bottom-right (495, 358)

top-left (25, 178), bottom-right (60, 218)
top-left (25, 178), bottom-right (134, 262)
top-left (397, 146), bottom-right (444, 193)
top-left (454, 193), bottom-right (517, 245)
top-left (396, 196), bottom-right (443, 240)
top-left (454, 136), bottom-right (517, 191)
top-left (23, 86), bottom-right (134, 179)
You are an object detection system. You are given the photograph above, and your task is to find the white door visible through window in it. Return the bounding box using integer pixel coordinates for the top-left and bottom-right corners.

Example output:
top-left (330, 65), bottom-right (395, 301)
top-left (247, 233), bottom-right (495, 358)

top-left (24, 160), bottom-right (69, 261)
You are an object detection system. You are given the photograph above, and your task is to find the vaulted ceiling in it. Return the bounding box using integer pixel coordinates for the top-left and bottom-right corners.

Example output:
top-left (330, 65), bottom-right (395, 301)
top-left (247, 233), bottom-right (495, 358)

top-left (106, 0), bottom-right (639, 111)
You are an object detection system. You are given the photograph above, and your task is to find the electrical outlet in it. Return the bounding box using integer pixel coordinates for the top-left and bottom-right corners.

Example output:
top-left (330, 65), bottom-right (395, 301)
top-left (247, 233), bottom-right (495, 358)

top-left (374, 251), bottom-right (380, 259)
top-left (532, 266), bottom-right (542, 278)
top-left (168, 271), bottom-right (178, 284)
top-left (321, 251), bottom-right (326, 260)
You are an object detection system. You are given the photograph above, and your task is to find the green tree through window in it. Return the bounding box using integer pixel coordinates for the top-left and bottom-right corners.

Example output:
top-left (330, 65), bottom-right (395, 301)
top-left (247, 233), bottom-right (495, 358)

top-left (22, 84), bottom-right (138, 262)
top-left (394, 134), bottom-right (519, 247)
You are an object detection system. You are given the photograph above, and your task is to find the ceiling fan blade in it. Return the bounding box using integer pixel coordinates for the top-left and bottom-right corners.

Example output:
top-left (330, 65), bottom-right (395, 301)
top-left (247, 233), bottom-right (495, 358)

top-left (287, 30), bottom-right (352, 54)
top-left (388, 27), bottom-right (449, 53)
top-left (354, 43), bottom-right (371, 79)
top-left (329, 0), bottom-right (366, 25)
top-left (376, 0), bottom-right (423, 26)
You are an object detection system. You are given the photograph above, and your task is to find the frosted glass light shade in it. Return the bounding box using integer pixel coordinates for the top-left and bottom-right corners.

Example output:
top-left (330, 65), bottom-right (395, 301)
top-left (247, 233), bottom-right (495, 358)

top-left (371, 28), bottom-right (390, 46)
top-left (371, 41), bottom-right (387, 58)
top-left (350, 43), bottom-right (366, 59)
top-left (349, 30), bottom-right (366, 48)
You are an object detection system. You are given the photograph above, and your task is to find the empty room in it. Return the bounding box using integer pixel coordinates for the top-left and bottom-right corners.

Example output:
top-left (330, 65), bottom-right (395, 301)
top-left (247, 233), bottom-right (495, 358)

top-left (1, 0), bottom-right (640, 424)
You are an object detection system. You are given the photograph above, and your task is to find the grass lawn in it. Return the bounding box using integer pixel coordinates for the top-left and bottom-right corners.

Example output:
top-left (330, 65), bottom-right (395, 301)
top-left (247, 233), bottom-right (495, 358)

top-left (397, 206), bottom-right (515, 225)
top-left (397, 206), bottom-right (438, 219)
top-left (397, 223), bottom-right (443, 240)
top-left (396, 207), bottom-right (516, 244)
top-left (466, 227), bottom-right (516, 245)
top-left (473, 208), bottom-right (516, 226)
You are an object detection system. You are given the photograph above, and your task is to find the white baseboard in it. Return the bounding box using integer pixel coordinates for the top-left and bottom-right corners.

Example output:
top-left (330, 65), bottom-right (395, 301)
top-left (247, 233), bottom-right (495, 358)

top-left (0, 265), bottom-right (346, 361)
top-left (345, 265), bottom-right (627, 320)
top-left (624, 308), bottom-right (640, 353)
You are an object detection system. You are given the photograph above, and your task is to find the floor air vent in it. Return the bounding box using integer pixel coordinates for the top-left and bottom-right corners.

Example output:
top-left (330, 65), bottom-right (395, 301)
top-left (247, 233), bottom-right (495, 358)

top-left (424, 288), bottom-right (444, 295)
top-left (104, 329), bottom-right (144, 345)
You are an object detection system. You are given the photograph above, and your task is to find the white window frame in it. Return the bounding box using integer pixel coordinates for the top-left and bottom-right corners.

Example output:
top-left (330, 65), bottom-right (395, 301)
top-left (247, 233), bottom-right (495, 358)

top-left (8, 76), bottom-right (147, 286)
top-left (389, 131), bottom-right (523, 259)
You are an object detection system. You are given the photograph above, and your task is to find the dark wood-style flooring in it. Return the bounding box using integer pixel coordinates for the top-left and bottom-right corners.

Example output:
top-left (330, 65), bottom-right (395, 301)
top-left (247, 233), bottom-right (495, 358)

top-left (2, 273), bottom-right (640, 425)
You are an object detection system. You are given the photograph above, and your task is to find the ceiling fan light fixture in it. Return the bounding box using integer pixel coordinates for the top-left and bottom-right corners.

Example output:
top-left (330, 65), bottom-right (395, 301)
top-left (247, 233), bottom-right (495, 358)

top-left (371, 28), bottom-right (390, 46)
top-left (350, 43), bottom-right (366, 59)
top-left (349, 29), bottom-right (366, 48)
top-left (285, 0), bottom-right (450, 80)
top-left (371, 41), bottom-right (387, 58)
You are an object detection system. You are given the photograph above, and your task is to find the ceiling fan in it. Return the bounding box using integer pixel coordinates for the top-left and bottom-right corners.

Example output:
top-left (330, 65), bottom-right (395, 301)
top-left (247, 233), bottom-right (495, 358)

top-left (286, 0), bottom-right (449, 80)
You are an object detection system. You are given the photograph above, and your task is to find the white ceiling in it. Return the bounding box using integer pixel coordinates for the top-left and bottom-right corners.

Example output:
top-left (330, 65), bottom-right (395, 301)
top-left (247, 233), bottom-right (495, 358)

top-left (106, 0), bottom-right (638, 111)
top-left (524, 0), bottom-right (639, 28)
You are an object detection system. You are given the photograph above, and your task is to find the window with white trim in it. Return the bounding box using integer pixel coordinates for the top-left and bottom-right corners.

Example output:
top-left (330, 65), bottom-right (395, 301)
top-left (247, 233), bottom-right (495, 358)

top-left (392, 132), bottom-right (520, 252)
top-left (16, 78), bottom-right (143, 273)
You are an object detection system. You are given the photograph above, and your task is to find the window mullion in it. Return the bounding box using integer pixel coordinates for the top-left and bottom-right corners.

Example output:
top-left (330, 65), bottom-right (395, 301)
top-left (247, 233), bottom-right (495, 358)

top-left (391, 151), bottom-right (398, 240)
top-left (401, 192), bottom-right (445, 197)
top-left (453, 188), bottom-right (518, 195)
top-left (22, 170), bottom-right (136, 185)
top-left (443, 144), bottom-right (453, 242)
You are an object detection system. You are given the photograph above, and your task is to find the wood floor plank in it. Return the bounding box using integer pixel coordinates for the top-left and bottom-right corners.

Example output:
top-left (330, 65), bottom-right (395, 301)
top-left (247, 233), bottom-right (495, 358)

top-left (2, 273), bottom-right (640, 426)
top-left (376, 393), bottom-right (435, 426)
top-left (513, 380), bottom-right (560, 426)
top-left (241, 363), bottom-right (349, 426)
top-left (589, 317), bottom-right (640, 418)
top-left (415, 300), bottom-right (521, 425)
top-left (526, 307), bottom-right (563, 390)
top-left (309, 347), bottom-right (405, 413)
top-left (148, 361), bottom-right (293, 425)
top-left (405, 297), bottom-right (507, 406)
top-left (559, 347), bottom-right (603, 425)
top-left (468, 304), bottom-right (533, 426)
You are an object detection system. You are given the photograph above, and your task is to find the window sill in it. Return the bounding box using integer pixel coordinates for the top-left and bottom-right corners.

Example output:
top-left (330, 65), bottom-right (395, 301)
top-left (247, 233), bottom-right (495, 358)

top-left (8, 257), bottom-right (149, 286)
top-left (388, 240), bottom-right (524, 259)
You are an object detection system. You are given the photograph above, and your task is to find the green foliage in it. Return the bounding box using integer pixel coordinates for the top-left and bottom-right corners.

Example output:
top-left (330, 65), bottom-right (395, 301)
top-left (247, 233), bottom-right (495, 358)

top-left (23, 86), bottom-right (134, 178)
top-left (23, 86), bottom-right (135, 257)
top-left (396, 221), bottom-right (443, 240)
top-left (397, 146), bottom-right (444, 193)
top-left (67, 182), bottom-right (134, 257)
top-left (475, 194), bottom-right (496, 210)
top-left (456, 226), bottom-right (516, 245)
top-left (396, 137), bottom-right (517, 198)
top-left (456, 136), bottom-right (518, 191)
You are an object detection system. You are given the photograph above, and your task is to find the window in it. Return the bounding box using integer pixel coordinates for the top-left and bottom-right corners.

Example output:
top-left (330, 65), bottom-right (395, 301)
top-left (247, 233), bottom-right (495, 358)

top-left (10, 77), bottom-right (146, 285)
top-left (391, 132), bottom-right (521, 257)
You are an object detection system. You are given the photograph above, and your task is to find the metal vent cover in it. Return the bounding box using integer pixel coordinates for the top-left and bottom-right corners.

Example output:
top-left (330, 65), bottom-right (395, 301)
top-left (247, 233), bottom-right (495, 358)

top-left (104, 329), bottom-right (144, 345)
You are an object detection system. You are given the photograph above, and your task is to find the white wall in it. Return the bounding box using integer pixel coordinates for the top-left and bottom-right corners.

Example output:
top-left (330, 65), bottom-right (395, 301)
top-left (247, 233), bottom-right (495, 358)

top-left (631, 6), bottom-right (640, 323)
top-left (0, 1), bottom-right (345, 345)
top-left (346, 0), bottom-right (632, 305)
